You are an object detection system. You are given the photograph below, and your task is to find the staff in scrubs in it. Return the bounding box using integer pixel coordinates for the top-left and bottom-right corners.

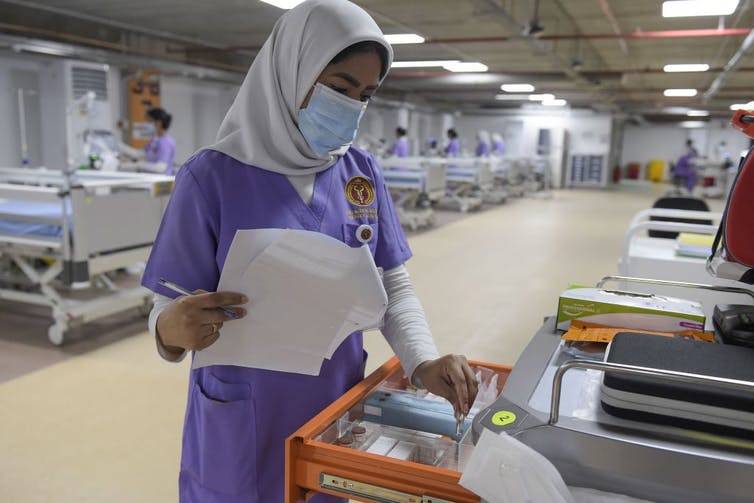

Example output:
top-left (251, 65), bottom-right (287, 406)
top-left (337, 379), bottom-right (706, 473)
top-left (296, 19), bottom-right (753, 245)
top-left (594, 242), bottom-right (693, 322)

top-left (491, 132), bottom-right (506, 156)
top-left (445, 128), bottom-right (460, 157)
top-left (143, 107), bottom-right (177, 175)
top-left (141, 1), bottom-right (478, 502)
top-left (391, 126), bottom-right (410, 157)
top-left (475, 130), bottom-right (491, 157)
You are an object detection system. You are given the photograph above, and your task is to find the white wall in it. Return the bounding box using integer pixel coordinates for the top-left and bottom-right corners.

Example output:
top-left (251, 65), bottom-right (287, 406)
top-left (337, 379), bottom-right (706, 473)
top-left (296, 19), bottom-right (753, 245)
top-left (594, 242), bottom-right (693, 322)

top-left (160, 76), bottom-right (238, 164)
top-left (621, 121), bottom-right (750, 168)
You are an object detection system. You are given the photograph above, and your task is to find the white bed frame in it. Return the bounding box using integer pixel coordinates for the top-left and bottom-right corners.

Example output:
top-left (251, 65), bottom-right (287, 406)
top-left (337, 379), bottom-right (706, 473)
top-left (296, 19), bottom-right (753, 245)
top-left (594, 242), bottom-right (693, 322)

top-left (0, 167), bottom-right (173, 344)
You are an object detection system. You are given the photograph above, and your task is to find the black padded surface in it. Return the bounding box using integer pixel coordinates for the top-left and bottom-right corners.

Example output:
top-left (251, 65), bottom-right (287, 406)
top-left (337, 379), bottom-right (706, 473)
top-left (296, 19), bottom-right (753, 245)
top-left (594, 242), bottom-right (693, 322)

top-left (604, 333), bottom-right (754, 413)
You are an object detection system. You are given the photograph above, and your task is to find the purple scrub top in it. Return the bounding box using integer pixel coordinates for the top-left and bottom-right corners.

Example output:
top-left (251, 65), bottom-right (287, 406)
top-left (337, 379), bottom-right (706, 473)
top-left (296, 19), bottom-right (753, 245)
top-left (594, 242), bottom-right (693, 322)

top-left (445, 138), bottom-right (460, 157)
top-left (475, 141), bottom-right (490, 157)
top-left (674, 153), bottom-right (697, 192)
top-left (142, 147), bottom-right (411, 503)
top-left (492, 140), bottom-right (506, 155)
top-left (145, 133), bottom-right (177, 175)
top-left (391, 137), bottom-right (410, 157)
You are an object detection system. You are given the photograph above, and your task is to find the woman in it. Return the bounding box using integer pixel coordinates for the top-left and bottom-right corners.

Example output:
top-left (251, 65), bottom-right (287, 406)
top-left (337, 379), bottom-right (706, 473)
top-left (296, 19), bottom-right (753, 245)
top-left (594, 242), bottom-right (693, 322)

top-left (445, 128), bottom-right (461, 157)
top-left (491, 132), bottom-right (506, 156)
top-left (141, 1), bottom-right (478, 502)
top-left (475, 130), bottom-right (491, 157)
top-left (143, 107), bottom-right (176, 175)
top-left (391, 126), bottom-right (410, 157)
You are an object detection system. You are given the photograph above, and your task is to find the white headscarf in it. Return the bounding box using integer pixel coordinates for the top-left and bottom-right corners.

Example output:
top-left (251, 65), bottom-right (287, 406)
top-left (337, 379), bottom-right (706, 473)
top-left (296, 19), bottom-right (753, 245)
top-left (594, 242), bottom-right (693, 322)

top-left (208, 0), bottom-right (393, 175)
top-left (477, 130), bottom-right (491, 144)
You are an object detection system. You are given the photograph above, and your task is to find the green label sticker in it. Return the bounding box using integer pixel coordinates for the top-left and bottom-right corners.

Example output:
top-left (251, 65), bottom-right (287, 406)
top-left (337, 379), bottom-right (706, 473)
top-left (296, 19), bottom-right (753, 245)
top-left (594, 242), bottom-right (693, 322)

top-left (491, 410), bottom-right (517, 427)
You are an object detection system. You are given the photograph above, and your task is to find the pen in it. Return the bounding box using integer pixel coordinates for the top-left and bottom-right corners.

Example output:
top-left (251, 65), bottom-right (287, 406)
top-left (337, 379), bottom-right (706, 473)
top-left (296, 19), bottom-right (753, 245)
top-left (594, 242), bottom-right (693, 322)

top-left (158, 278), bottom-right (239, 318)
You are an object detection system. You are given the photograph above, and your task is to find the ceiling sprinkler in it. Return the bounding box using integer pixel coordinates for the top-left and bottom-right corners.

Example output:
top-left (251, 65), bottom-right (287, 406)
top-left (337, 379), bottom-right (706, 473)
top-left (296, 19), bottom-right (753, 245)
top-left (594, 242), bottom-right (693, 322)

top-left (523, 19), bottom-right (544, 37)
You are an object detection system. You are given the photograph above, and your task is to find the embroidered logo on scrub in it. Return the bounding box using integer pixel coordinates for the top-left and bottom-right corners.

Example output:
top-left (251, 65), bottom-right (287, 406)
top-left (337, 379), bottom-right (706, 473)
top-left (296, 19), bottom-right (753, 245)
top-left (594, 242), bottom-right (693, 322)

top-left (345, 176), bottom-right (375, 207)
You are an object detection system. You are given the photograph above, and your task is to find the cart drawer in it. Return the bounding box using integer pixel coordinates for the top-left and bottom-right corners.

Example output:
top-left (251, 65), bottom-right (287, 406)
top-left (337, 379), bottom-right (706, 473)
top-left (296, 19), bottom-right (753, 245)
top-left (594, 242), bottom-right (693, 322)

top-left (286, 357), bottom-right (511, 503)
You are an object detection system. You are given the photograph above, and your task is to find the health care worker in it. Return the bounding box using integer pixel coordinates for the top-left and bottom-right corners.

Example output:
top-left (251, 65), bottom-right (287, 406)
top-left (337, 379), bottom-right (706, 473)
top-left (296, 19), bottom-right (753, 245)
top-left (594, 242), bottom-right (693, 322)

top-left (391, 126), bottom-right (410, 157)
top-left (141, 1), bottom-right (478, 501)
top-left (475, 130), bottom-right (491, 157)
top-left (445, 128), bottom-right (461, 157)
top-left (144, 107), bottom-right (177, 175)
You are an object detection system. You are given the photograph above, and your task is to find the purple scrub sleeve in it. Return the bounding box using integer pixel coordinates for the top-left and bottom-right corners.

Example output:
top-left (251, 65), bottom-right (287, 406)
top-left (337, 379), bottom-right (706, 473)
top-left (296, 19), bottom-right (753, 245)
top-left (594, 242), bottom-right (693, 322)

top-left (145, 134), bottom-right (177, 174)
top-left (142, 146), bottom-right (411, 503)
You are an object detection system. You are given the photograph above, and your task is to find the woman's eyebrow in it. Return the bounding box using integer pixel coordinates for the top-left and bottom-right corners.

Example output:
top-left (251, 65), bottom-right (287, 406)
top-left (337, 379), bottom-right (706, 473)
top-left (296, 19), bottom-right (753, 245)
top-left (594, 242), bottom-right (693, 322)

top-left (331, 72), bottom-right (361, 87)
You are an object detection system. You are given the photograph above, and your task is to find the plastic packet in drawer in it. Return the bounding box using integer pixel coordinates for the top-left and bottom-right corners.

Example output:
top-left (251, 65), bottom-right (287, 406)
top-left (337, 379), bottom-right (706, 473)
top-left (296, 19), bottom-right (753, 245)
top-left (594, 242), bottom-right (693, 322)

top-left (362, 391), bottom-right (473, 440)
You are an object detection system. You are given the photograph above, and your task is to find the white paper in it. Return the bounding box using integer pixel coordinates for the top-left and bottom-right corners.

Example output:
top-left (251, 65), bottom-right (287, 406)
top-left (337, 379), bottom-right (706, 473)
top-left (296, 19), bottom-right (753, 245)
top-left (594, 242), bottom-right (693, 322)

top-left (192, 229), bottom-right (388, 374)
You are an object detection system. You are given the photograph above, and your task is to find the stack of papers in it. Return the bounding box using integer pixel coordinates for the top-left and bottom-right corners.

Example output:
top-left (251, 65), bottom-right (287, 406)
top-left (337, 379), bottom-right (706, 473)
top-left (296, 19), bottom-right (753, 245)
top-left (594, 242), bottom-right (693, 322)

top-left (675, 232), bottom-right (715, 258)
top-left (192, 229), bottom-right (388, 375)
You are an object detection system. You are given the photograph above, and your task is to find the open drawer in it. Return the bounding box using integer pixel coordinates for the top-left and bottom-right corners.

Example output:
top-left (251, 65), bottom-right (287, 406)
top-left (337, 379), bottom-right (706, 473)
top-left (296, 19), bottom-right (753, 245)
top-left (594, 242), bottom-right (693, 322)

top-left (286, 357), bottom-right (511, 503)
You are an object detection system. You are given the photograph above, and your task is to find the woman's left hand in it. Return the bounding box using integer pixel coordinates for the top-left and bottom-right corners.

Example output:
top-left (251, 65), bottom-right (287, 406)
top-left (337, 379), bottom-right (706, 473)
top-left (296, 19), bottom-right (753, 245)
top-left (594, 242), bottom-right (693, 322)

top-left (413, 354), bottom-right (479, 417)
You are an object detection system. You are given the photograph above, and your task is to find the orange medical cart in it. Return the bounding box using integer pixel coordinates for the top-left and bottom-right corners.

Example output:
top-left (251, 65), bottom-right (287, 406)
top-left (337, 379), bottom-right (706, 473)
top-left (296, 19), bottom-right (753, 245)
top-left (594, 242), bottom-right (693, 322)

top-left (286, 357), bottom-right (511, 503)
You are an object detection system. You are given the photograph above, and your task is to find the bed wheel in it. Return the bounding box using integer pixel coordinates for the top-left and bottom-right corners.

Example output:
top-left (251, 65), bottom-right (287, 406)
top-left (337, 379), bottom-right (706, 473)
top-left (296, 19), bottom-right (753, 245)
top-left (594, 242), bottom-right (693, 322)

top-left (48, 325), bottom-right (65, 346)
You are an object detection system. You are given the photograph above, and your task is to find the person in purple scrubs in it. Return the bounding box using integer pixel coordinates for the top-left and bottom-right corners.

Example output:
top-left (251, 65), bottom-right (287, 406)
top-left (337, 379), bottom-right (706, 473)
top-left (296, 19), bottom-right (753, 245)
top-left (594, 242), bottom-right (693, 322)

top-left (141, 1), bottom-right (478, 502)
top-left (391, 126), bottom-right (410, 157)
top-left (144, 107), bottom-right (177, 175)
top-left (491, 132), bottom-right (506, 156)
top-left (475, 130), bottom-right (490, 157)
top-left (445, 128), bottom-right (460, 157)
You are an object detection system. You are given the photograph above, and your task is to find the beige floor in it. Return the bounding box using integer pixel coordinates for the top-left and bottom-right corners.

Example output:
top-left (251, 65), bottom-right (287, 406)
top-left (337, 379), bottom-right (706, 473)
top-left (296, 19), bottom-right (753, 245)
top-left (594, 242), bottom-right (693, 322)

top-left (0, 185), bottom-right (708, 502)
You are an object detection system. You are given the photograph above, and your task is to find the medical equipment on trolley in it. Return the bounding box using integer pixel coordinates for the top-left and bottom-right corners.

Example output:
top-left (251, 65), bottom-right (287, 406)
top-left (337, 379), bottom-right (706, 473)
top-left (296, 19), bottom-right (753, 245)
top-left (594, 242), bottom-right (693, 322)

top-left (381, 157), bottom-right (446, 230)
top-left (0, 166), bottom-right (173, 345)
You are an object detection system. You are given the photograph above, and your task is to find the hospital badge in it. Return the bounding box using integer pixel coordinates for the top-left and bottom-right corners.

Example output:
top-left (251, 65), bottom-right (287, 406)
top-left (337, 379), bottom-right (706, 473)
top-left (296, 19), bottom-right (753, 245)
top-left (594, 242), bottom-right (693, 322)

top-left (345, 176), bottom-right (375, 207)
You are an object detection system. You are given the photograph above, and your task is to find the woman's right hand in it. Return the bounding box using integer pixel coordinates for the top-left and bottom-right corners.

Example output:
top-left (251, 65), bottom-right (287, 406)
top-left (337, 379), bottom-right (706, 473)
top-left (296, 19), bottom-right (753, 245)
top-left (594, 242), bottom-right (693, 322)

top-left (156, 291), bottom-right (248, 353)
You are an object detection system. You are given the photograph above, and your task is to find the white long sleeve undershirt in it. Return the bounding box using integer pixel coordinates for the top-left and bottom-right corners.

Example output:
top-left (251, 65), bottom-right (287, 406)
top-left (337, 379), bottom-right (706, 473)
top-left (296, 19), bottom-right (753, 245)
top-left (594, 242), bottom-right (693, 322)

top-left (149, 175), bottom-right (439, 380)
top-left (149, 264), bottom-right (439, 382)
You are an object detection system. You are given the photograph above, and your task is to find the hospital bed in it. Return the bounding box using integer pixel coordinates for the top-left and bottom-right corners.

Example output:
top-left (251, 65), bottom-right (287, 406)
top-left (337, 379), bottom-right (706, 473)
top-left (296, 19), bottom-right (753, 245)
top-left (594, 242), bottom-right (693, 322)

top-left (382, 157), bottom-right (447, 231)
top-left (0, 167), bottom-right (173, 345)
top-left (618, 207), bottom-right (753, 327)
top-left (438, 157), bottom-right (507, 212)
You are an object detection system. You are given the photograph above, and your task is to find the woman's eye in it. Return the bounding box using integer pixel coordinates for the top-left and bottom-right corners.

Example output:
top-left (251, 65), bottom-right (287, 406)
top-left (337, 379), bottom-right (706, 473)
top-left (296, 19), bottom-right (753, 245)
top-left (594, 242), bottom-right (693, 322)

top-left (329, 85), bottom-right (347, 95)
top-left (361, 95), bottom-right (373, 103)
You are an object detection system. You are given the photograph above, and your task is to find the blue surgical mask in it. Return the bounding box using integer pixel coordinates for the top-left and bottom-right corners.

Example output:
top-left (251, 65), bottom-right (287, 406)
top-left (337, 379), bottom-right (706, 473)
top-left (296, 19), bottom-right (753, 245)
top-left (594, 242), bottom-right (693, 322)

top-left (298, 83), bottom-right (367, 156)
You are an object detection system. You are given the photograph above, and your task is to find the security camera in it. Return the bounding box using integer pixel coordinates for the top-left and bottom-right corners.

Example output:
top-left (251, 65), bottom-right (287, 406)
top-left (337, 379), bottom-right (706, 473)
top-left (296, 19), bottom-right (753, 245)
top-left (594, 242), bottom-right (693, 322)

top-left (523, 20), bottom-right (544, 37)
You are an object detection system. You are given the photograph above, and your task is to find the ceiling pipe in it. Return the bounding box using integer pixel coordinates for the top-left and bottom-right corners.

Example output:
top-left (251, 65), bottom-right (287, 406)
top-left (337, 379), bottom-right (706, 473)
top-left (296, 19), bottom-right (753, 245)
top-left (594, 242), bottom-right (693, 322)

top-left (0, 0), bottom-right (237, 52)
top-left (703, 29), bottom-right (754, 103)
top-left (166, 27), bottom-right (754, 54)
top-left (424, 27), bottom-right (752, 44)
top-left (598, 0), bottom-right (628, 55)
top-left (0, 22), bottom-right (247, 73)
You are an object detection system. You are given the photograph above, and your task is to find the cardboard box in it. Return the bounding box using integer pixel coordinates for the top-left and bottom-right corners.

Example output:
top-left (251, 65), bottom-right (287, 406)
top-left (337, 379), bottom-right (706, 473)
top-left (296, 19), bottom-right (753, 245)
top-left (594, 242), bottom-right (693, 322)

top-left (557, 287), bottom-right (705, 333)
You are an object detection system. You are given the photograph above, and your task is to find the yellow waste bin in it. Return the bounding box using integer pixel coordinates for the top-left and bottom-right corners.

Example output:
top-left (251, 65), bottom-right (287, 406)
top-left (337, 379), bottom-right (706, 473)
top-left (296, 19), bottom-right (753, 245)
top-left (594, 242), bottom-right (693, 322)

top-left (647, 159), bottom-right (666, 182)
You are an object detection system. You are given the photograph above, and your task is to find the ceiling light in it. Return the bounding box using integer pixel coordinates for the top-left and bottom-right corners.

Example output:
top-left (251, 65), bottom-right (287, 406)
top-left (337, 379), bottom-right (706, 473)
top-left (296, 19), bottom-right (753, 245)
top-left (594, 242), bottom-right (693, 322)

top-left (664, 88), bottom-right (698, 97)
top-left (11, 42), bottom-right (74, 57)
top-left (383, 34), bottom-right (425, 45)
top-left (687, 110), bottom-right (710, 116)
top-left (680, 121), bottom-right (707, 128)
top-left (495, 94), bottom-right (531, 101)
top-left (259, 0), bottom-right (305, 9)
top-left (662, 0), bottom-right (739, 17)
top-left (730, 102), bottom-right (754, 110)
top-left (443, 62), bottom-right (489, 73)
top-left (391, 60), bottom-right (459, 68)
top-left (529, 93), bottom-right (555, 101)
top-left (501, 83), bottom-right (535, 92)
top-left (542, 99), bottom-right (567, 106)
top-left (663, 64), bottom-right (710, 72)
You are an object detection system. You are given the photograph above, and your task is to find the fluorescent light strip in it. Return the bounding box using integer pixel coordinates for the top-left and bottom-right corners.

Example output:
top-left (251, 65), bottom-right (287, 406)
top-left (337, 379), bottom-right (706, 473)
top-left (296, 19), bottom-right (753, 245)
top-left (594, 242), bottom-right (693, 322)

top-left (687, 110), bottom-right (710, 116)
top-left (384, 34), bottom-right (425, 44)
top-left (662, 0), bottom-right (739, 17)
top-left (259, 0), bottom-right (305, 9)
top-left (664, 88), bottom-right (698, 97)
top-left (495, 94), bottom-right (531, 101)
top-left (501, 83), bottom-right (535, 92)
top-left (529, 93), bottom-right (555, 101)
top-left (542, 99), bottom-right (567, 106)
top-left (443, 62), bottom-right (488, 72)
top-left (663, 64), bottom-right (710, 72)
top-left (730, 102), bottom-right (754, 110)
top-left (680, 121), bottom-right (707, 128)
top-left (391, 60), bottom-right (459, 68)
